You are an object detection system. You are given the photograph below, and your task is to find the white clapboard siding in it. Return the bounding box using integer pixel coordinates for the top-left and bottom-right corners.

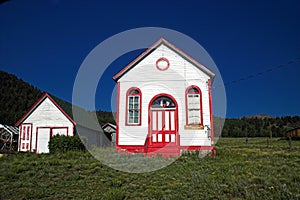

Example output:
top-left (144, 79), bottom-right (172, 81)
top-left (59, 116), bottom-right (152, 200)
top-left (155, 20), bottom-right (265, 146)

top-left (21, 96), bottom-right (74, 153)
top-left (117, 43), bottom-right (212, 147)
top-left (119, 44), bottom-right (210, 83)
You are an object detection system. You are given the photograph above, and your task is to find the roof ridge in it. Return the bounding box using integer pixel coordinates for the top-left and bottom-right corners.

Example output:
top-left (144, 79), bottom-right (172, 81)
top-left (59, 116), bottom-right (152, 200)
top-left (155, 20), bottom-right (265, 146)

top-left (14, 92), bottom-right (75, 126)
top-left (112, 38), bottom-right (215, 81)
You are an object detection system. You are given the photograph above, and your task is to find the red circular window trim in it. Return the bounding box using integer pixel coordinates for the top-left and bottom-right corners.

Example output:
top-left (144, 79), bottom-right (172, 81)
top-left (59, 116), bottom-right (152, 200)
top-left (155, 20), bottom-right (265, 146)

top-left (156, 57), bottom-right (170, 71)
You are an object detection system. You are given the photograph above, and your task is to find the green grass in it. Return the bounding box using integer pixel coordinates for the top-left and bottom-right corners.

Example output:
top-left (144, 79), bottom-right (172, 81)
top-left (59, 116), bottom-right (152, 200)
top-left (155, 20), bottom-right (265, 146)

top-left (0, 137), bottom-right (299, 199)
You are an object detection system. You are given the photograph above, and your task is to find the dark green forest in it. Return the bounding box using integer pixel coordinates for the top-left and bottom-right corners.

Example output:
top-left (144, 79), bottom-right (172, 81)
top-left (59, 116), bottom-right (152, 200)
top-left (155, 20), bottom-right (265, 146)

top-left (219, 116), bottom-right (300, 138)
top-left (0, 70), bottom-right (114, 126)
top-left (0, 70), bottom-right (42, 124)
top-left (1, 70), bottom-right (299, 136)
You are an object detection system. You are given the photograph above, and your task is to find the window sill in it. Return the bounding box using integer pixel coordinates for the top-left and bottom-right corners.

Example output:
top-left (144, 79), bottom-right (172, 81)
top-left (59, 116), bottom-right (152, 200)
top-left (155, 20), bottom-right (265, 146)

top-left (125, 124), bottom-right (141, 126)
top-left (184, 125), bottom-right (204, 130)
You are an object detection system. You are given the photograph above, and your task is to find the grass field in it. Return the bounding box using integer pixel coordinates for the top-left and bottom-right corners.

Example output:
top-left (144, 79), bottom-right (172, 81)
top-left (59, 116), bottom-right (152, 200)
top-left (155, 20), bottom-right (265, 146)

top-left (0, 137), bottom-right (299, 199)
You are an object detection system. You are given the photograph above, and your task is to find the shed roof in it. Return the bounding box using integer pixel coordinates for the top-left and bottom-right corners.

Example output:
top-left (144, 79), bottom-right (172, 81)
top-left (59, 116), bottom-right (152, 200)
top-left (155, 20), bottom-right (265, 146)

top-left (0, 124), bottom-right (19, 135)
top-left (112, 38), bottom-right (215, 82)
top-left (286, 127), bottom-right (300, 132)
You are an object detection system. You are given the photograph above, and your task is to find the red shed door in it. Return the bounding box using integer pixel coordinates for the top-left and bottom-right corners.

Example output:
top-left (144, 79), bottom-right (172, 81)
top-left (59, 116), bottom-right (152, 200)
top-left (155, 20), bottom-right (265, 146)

top-left (149, 95), bottom-right (178, 148)
top-left (19, 124), bottom-right (32, 152)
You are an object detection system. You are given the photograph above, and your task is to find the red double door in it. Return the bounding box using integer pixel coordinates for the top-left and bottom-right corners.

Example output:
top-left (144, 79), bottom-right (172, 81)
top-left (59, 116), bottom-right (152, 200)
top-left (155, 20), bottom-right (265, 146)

top-left (148, 95), bottom-right (178, 149)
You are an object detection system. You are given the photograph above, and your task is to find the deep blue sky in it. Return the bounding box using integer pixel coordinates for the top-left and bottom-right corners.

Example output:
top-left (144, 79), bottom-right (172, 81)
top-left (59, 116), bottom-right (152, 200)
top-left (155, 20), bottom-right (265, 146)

top-left (1, 0), bottom-right (300, 118)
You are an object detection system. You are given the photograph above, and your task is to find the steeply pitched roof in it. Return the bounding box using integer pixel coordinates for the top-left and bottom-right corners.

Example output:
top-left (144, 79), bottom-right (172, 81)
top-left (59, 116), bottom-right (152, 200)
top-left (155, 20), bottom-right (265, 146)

top-left (112, 38), bottom-right (215, 82)
top-left (14, 93), bottom-right (102, 132)
top-left (15, 93), bottom-right (75, 126)
top-left (102, 123), bottom-right (116, 130)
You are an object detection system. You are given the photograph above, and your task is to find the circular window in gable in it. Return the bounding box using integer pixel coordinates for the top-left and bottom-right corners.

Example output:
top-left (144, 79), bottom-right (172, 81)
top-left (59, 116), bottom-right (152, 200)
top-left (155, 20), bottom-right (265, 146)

top-left (156, 57), bottom-right (170, 71)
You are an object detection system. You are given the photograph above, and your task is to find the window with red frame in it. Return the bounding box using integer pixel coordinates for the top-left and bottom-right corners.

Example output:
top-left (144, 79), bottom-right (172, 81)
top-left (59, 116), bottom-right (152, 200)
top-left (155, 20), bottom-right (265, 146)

top-left (127, 88), bottom-right (141, 125)
top-left (186, 86), bottom-right (203, 125)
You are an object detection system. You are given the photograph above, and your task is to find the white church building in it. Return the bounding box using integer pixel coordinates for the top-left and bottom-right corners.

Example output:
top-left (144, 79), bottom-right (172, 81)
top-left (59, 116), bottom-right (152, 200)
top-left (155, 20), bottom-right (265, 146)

top-left (113, 38), bottom-right (215, 156)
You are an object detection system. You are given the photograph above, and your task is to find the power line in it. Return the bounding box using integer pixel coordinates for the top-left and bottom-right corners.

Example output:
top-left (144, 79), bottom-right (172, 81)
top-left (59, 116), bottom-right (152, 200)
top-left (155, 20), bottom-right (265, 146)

top-left (214, 57), bottom-right (300, 89)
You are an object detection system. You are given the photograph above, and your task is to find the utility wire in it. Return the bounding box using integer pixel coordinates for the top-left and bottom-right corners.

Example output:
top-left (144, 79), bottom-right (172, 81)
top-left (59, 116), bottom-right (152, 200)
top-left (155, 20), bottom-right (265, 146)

top-left (214, 57), bottom-right (300, 89)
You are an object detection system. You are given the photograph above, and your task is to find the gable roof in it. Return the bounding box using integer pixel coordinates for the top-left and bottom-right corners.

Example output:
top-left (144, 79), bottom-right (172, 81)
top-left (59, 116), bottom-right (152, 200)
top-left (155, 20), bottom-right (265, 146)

top-left (15, 93), bottom-right (104, 132)
top-left (102, 123), bottom-right (116, 130)
top-left (15, 93), bottom-right (75, 126)
top-left (112, 38), bottom-right (215, 82)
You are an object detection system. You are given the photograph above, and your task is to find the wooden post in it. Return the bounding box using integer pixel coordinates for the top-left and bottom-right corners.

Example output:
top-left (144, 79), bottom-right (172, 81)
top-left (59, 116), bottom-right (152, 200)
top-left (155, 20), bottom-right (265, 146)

top-left (288, 137), bottom-right (292, 149)
top-left (269, 126), bottom-right (272, 139)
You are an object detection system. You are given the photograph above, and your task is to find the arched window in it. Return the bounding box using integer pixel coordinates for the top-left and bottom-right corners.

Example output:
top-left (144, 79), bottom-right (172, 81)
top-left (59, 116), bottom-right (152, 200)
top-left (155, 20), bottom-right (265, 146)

top-left (186, 86), bottom-right (203, 126)
top-left (151, 96), bottom-right (176, 109)
top-left (126, 88), bottom-right (141, 125)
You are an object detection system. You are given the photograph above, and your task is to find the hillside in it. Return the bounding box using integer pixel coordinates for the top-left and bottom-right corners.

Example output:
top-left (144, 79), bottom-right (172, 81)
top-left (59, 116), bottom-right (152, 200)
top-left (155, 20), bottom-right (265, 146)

top-left (244, 114), bottom-right (273, 119)
top-left (221, 116), bottom-right (300, 137)
top-left (0, 70), bottom-right (42, 125)
top-left (0, 138), bottom-right (299, 199)
top-left (0, 70), bottom-right (115, 125)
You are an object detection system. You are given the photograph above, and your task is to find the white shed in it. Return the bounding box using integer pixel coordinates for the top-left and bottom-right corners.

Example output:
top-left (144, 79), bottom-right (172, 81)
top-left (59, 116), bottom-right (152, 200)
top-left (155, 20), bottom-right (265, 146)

top-left (102, 123), bottom-right (116, 146)
top-left (15, 93), bottom-right (75, 153)
top-left (113, 38), bottom-right (215, 156)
